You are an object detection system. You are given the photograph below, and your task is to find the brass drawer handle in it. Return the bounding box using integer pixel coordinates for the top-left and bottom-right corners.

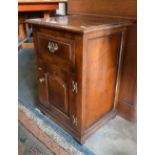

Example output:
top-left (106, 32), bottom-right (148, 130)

top-left (48, 41), bottom-right (58, 53)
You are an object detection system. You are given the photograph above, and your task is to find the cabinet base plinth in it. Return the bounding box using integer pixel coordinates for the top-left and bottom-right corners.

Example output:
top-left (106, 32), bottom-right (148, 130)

top-left (39, 104), bottom-right (116, 144)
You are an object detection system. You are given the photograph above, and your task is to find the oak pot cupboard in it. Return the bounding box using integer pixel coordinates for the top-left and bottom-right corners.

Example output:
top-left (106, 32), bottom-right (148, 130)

top-left (27, 15), bottom-right (132, 144)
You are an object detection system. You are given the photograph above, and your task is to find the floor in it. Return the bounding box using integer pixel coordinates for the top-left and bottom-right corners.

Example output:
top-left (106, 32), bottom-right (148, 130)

top-left (85, 116), bottom-right (137, 155)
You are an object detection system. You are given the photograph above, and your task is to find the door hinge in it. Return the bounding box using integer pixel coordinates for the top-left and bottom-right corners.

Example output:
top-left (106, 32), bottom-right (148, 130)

top-left (72, 115), bottom-right (77, 126)
top-left (72, 81), bottom-right (78, 94)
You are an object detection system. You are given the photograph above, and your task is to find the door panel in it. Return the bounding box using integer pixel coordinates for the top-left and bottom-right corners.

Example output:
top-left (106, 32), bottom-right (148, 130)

top-left (47, 69), bottom-right (70, 115)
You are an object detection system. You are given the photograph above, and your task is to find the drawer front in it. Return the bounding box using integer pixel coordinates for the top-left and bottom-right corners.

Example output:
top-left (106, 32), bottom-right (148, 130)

top-left (37, 32), bottom-right (75, 72)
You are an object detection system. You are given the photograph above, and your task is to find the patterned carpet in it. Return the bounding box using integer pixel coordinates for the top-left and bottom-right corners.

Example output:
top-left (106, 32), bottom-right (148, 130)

top-left (19, 110), bottom-right (69, 155)
top-left (19, 122), bottom-right (55, 155)
top-left (18, 48), bottom-right (94, 155)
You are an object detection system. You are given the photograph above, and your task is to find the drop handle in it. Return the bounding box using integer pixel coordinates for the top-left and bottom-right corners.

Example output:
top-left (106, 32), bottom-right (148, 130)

top-left (48, 41), bottom-right (58, 53)
top-left (39, 77), bottom-right (45, 83)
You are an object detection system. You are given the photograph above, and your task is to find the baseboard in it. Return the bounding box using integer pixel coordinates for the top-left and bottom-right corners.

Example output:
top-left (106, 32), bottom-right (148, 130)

top-left (117, 99), bottom-right (136, 122)
top-left (39, 103), bottom-right (117, 144)
top-left (82, 110), bottom-right (117, 142)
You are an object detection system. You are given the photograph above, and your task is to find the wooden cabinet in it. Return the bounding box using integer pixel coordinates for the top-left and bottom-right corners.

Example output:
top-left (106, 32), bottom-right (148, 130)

top-left (28, 15), bottom-right (132, 144)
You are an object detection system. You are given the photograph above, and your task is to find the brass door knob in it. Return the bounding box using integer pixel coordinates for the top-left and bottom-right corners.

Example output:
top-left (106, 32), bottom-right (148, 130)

top-left (38, 67), bottom-right (42, 71)
top-left (39, 78), bottom-right (45, 83)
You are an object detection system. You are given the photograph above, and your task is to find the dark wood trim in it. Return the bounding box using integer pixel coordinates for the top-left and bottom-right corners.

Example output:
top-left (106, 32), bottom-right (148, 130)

top-left (18, 3), bottom-right (58, 12)
top-left (18, 0), bottom-right (67, 4)
top-left (117, 23), bottom-right (137, 121)
top-left (114, 30), bottom-right (126, 110)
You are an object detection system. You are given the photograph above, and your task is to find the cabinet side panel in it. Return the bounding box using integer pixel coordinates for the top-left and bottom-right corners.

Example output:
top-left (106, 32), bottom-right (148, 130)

top-left (84, 34), bottom-right (120, 128)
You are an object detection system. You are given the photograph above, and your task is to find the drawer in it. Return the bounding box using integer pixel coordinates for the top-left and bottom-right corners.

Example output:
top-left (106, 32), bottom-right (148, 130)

top-left (37, 32), bottom-right (75, 71)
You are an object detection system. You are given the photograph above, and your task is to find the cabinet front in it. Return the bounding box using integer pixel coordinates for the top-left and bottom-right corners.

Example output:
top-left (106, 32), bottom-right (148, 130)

top-left (35, 31), bottom-right (78, 131)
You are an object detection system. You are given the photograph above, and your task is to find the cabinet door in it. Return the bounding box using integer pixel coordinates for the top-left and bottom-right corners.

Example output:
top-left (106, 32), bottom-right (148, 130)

top-left (37, 61), bottom-right (78, 128)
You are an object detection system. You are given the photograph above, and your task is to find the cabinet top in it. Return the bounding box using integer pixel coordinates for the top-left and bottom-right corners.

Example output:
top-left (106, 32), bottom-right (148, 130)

top-left (27, 15), bottom-right (132, 33)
